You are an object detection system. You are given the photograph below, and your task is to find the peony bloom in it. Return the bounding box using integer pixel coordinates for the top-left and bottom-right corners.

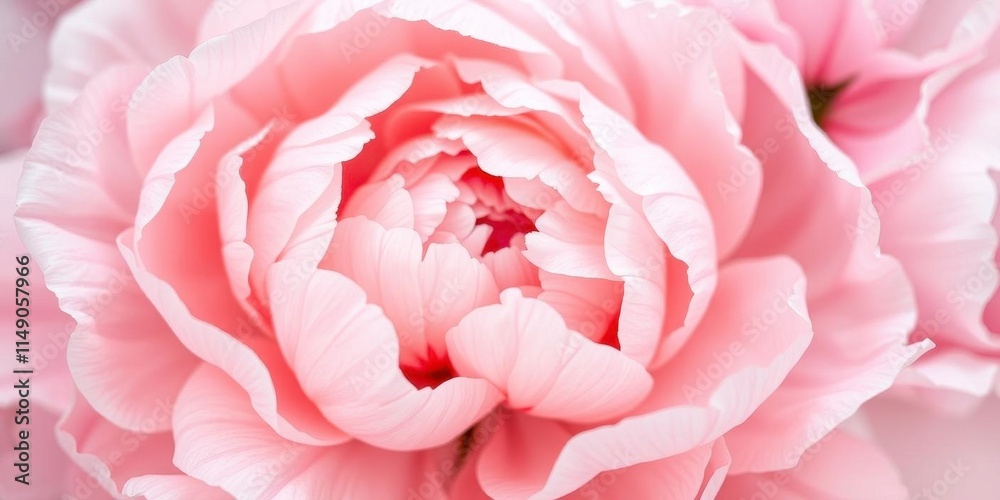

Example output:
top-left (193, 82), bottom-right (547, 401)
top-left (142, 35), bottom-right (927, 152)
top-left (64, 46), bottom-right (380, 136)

top-left (693, 0), bottom-right (1000, 496)
top-left (12, 0), bottom-right (940, 498)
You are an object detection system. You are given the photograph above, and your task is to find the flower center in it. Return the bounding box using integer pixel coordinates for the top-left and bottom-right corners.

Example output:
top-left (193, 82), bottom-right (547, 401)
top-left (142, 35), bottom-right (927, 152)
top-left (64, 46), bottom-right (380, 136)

top-left (458, 168), bottom-right (538, 255)
top-left (807, 81), bottom-right (848, 127)
top-left (476, 210), bottom-right (537, 254)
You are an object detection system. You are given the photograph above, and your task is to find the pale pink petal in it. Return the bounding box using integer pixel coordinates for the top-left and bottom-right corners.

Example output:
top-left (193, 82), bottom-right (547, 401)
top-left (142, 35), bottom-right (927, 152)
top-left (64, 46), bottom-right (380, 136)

top-left (473, 0), bottom-right (635, 117)
top-left (602, 202), bottom-right (670, 365)
top-left (340, 175), bottom-right (416, 231)
top-left (878, 58), bottom-right (1000, 355)
top-left (479, 414), bottom-right (723, 500)
top-left (723, 254), bottom-right (929, 473)
top-left (884, 0), bottom-right (991, 56)
top-left (123, 474), bottom-right (228, 500)
top-left (698, 439), bottom-right (733, 499)
top-left (768, 0), bottom-right (882, 84)
top-left (578, 91), bottom-right (718, 368)
top-left (57, 394), bottom-right (178, 498)
top-left (173, 365), bottom-right (453, 499)
top-left (482, 244), bottom-right (541, 291)
top-left (476, 414), bottom-right (574, 500)
top-left (215, 118), bottom-right (279, 315)
top-left (269, 260), bottom-right (502, 450)
top-left (408, 173), bottom-right (463, 240)
top-left (125, 0), bottom-right (316, 173)
top-left (685, 0), bottom-right (802, 72)
top-left (15, 68), bottom-right (200, 432)
top-left (115, 84), bottom-right (349, 445)
top-left (892, 349), bottom-right (999, 412)
top-left (863, 394), bottom-right (1000, 499)
top-left (247, 55), bottom-right (436, 297)
top-left (523, 201), bottom-right (617, 281)
top-left (563, 445), bottom-right (719, 500)
top-left (447, 289), bottom-right (652, 423)
top-left (197, 0), bottom-right (308, 42)
top-left (322, 216), bottom-right (499, 367)
top-left (540, 2), bottom-right (761, 258)
top-left (120, 229), bottom-right (348, 446)
top-left (44, 0), bottom-right (212, 112)
top-left (718, 430), bottom-right (908, 499)
top-left (433, 114), bottom-right (608, 219)
top-left (537, 272), bottom-right (621, 343)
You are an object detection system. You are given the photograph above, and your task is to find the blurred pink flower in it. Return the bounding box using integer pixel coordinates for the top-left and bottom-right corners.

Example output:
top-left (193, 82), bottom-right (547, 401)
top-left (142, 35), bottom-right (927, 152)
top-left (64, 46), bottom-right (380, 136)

top-left (697, 0), bottom-right (1000, 496)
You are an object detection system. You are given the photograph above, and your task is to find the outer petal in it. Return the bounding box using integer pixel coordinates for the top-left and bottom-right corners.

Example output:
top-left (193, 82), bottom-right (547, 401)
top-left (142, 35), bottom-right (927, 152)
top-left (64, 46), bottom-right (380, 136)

top-left (0, 400), bottom-right (94, 499)
top-left (173, 364), bottom-right (457, 499)
top-left (122, 474), bottom-right (229, 500)
top-left (15, 68), bottom-right (200, 433)
top-left (1, 150), bottom-right (75, 412)
top-left (122, 88), bottom-right (349, 446)
top-left (56, 394), bottom-right (180, 499)
top-left (862, 395), bottom-right (1000, 499)
top-left (44, 0), bottom-right (213, 112)
top-left (718, 430), bottom-right (908, 500)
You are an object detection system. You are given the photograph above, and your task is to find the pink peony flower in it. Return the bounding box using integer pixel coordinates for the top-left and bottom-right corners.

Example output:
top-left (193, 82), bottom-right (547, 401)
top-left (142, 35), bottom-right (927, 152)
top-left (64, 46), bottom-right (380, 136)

top-left (694, 0), bottom-right (1000, 496)
top-left (12, 0), bottom-right (948, 498)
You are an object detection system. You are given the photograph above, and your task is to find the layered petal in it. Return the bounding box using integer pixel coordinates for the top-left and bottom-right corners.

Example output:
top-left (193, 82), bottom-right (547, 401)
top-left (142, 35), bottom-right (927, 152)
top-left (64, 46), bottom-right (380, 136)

top-left (447, 289), bottom-right (652, 424)
top-left (269, 259), bottom-right (502, 450)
